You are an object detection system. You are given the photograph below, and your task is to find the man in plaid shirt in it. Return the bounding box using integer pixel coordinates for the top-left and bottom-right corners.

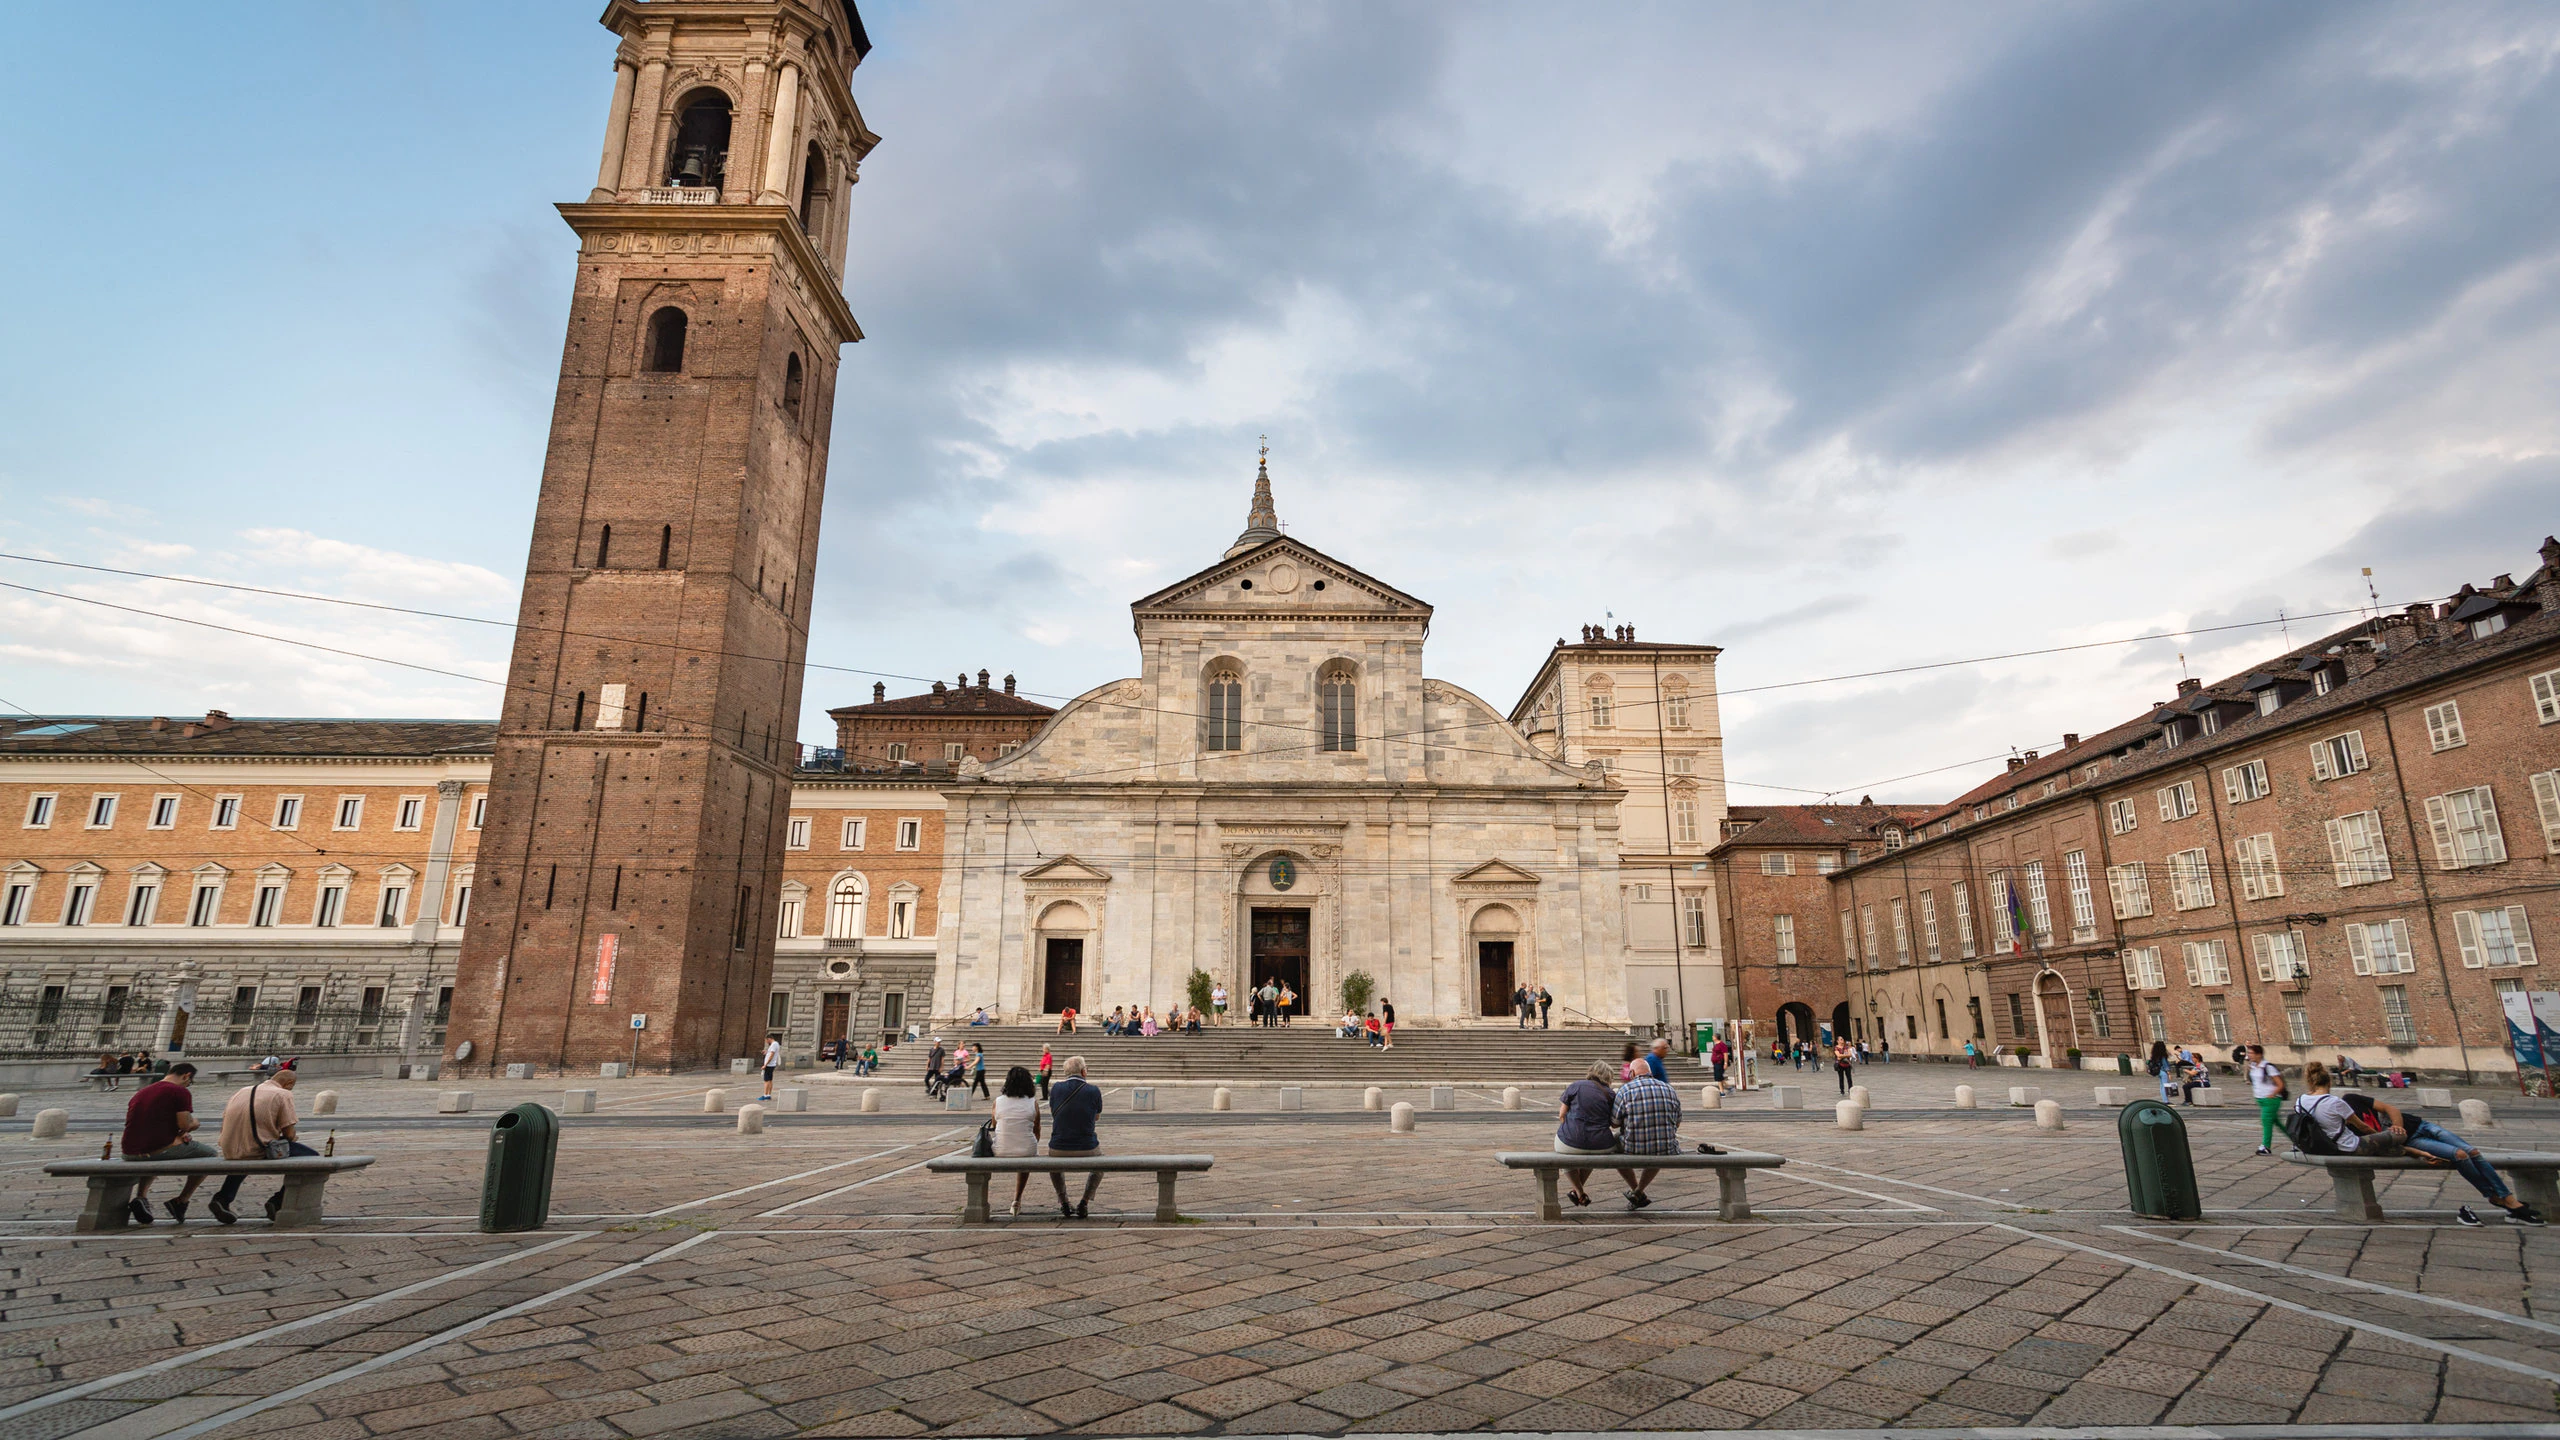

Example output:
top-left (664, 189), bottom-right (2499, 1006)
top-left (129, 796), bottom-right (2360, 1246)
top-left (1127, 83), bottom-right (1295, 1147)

top-left (1612, 1071), bottom-right (1683, 1208)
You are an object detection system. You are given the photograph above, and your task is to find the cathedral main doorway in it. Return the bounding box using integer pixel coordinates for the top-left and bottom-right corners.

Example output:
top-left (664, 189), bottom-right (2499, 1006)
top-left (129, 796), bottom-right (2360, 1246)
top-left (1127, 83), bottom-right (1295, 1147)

top-left (1042, 938), bottom-right (1084, 1014)
top-left (1476, 941), bottom-right (1515, 1016)
top-left (1249, 908), bottom-right (1310, 1014)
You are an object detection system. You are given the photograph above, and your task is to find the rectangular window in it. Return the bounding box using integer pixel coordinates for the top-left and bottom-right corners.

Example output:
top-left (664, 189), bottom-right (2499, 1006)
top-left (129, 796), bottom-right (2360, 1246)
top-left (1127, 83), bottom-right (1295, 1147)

top-left (2454, 906), bottom-right (2539, 969)
top-left (24, 793), bottom-right (54, 828)
top-left (1682, 893), bottom-right (1708, 947)
top-left (227, 986), bottom-right (256, 1027)
top-left (2347, 917), bottom-right (2416, 975)
top-left (2223, 759), bottom-right (2270, 804)
top-left (2423, 701), bottom-right (2466, 751)
top-left (1921, 891), bottom-right (1940, 962)
top-left (2311, 729), bottom-right (2369, 781)
top-left (1883, 829), bottom-right (1904, 850)
top-left (2123, 946), bottom-right (2167, 990)
top-left (1839, 910), bottom-right (1857, 962)
top-left (2533, 669), bottom-right (2560, 725)
top-left (395, 797), bottom-right (424, 831)
top-left (359, 986), bottom-right (384, 1028)
top-left (377, 885), bottom-right (406, 927)
top-left (274, 795), bottom-right (302, 830)
top-left (999, 742), bottom-right (1019, 757)
top-left (2379, 984), bottom-right (2416, 1044)
top-left (87, 794), bottom-right (119, 829)
top-left (777, 893), bottom-right (803, 938)
top-left (1588, 694), bottom-right (1612, 728)
top-left (786, 817), bottom-right (810, 850)
top-left (2285, 1006), bottom-right (2312, 1045)
top-left (2063, 851), bottom-right (2096, 940)
top-left (2145, 1002), bottom-right (2168, 1042)
top-left (315, 884), bottom-right (346, 928)
top-left (1672, 796), bottom-right (1698, 845)
top-left (1859, 906), bottom-right (1878, 968)
top-left (64, 883), bottom-right (95, 926)
top-left (2314, 669), bottom-right (2335, 697)
top-left (944, 742), bottom-right (966, 763)
top-left (124, 882), bottom-right (158, 926)
top-left (295, 986), bottom-right (321, 1025)
top-left (1815, 853), bottom-right (1840, 875)
top-left (2325, 810), bottom-right (2394, 885)
top-left (842, 818), bottom-right (866, 850)
top-left (2087, 989), bottom-right (2112, 1039)
top-left (149, 795), bottom-right (179, 829)
top-left (2107, 798), bottom-right (2137, 835)
top-left (2424, 787), bottom-right (2507, 869)
top-left (189, 884), bottom-right (220, 927)
top-left (212, 795), bottom-right (239, 830)
top-left (888, 897), bottom-right (915, 939)
top-left (2022, 860), bottom-right (2052, 941)
top-left (1991, 871), bottom-right (2017, 953)
top-left (768, 991), bottom-right (791, 1031)
top-left (1629, 884), bottom-right (1653, 902)
top-left (1953, 881), bottom-right (1976, 958)
top-left (2234, 832), bottom-right (2285, 900)
top-left (334, 797), bottom-right (363, 830)
top-left (1665, 695), bottom-right (1690, 728)
top-left (2107, 861), bottom-right (2152, 919)
top-left (2252, 930), bottom-right (2309, 982)
top-left (2157, 782), bottom-right (2197, 821)
top-left (1773, 914), bottom-right (1797, 965)
top-left (0, 882), bottom-right (29, 926)
top-left (1889, 897), bottom-right (1910, 963)
top-left (2168, 848), bottom-right (2215, 910)
top-left (1667, 755), bottom-right (1695, 776)
top-left (450, 882), bottom-right (472, 927)
top-left (896, 818), bottom-right (922, 851)
top-left (252, 884), bottom-right (284, 928)
top-left (1759, 853), bottom-right (1793, 876)
top-left (101, 985), bottom-right (130, 1030)
top-left (2181, 939), bottom-right (2231, 987)
top-left (2208, 997), bottom-right (2232, 1045)
top-left (886, 742), bottom-right (908, 762)
top-left (2472, 614), bottom-right (2509, 640)
top-left (470, 794), bottom-right (487, 829)
top-left (2006, 992), bottom-right (2025, 1038)
top-left (2257, 689), bottom-right (2281, 717)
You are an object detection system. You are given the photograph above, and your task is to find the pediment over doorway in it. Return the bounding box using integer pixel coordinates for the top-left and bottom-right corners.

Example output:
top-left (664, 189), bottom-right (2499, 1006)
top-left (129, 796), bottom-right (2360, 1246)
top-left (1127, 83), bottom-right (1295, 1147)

top-left (1450, 858), bottom-right (1540, 887)
top-left (1020, 855), bottom-right (1111, 885)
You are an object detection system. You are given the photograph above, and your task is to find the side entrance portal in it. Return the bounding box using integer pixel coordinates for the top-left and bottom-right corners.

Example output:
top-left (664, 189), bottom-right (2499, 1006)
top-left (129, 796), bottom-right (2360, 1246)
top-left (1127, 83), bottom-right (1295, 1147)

top-left (1043, 938), bottom-right (1084, 1014)
top-left (1249, 907), bottom-right (1310, 1014)
top-left (820, 992), bottom-right (850, 1050)
top-left (1477, 941), bottom-right (1515, 1016)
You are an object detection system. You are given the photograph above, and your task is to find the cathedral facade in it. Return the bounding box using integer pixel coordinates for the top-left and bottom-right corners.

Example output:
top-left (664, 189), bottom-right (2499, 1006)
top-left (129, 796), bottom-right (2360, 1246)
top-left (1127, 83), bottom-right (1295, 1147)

top-left (932, 464), bottom-right (1630, 1026)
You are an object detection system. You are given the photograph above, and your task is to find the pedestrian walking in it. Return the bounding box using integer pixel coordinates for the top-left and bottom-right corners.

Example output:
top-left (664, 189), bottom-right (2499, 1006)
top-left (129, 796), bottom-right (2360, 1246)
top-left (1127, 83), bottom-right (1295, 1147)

top-left (2246, 1044), bottom-right (2286, 1156)
top-left (924, 1038), bottom-right (948, 1098)
top-left (1832, 1038), bottom-right (1854, 1096)
top-left (1964, 1039), bottom-right (1979, 1068)
top-left (1708, 1035), bottom-right (1730, 1085)
top-left (1537, 985), bottom-right (1553, 1028)
top-left (970, 1046), bottom-right (992, 1098)
top-left (760, 1035), bottom-right (781, 1102)
top-left (1211, 983), bottom-right (1227, 1025)
top-left (1381, 997), bottom-right (1396, 1048)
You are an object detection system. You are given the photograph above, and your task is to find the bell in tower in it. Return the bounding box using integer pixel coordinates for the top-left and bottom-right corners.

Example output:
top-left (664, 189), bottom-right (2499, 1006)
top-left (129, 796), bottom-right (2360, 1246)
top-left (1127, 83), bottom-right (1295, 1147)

top-left (665, 91), bottom-right (732, 189)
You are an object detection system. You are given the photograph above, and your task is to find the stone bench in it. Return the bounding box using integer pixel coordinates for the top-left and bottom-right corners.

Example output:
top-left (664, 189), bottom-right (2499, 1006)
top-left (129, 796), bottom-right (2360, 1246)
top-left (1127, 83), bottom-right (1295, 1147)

top-left (44, 1156), bottom-right (376, 1231)
top-left (1496, 1148), bottom-right (1785, 1222)
top-left (924, 1154), bottom-right (1213, 1223)
top-left (2285, 1150), bottom-right (2560, 1221)
top-left (82, 1072), bottom-right (135, 1092)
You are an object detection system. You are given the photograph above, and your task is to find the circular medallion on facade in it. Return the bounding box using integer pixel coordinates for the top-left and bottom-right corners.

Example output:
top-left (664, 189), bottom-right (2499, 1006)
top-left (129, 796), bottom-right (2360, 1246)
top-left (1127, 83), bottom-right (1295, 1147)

top-left (1269, 855), bottom-right (1297, 891)
top-left (1266, 562), bottom-right (1301, 593)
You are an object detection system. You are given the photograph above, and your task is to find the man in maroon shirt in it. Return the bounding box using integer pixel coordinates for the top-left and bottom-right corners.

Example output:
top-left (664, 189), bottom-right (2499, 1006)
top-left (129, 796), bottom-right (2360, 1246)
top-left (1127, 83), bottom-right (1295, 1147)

top-left (121, 1063), bottom-right (215, 1225)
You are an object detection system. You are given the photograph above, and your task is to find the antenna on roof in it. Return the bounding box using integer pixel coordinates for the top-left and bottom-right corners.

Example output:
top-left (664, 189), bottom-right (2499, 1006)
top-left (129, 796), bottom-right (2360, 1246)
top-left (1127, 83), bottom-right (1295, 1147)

top-left (2362, 566), bottom-right (2381, 619)
top-left (2278, 608), bottom-right (2290, 647)
top-left (2178, 652), bottom-right (2189, 680)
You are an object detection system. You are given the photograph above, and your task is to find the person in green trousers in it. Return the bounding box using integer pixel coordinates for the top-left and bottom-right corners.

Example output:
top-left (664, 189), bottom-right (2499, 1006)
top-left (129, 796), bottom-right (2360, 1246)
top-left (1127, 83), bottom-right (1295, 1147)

top-left (2246, 1044), bottom-right (2286, 1155)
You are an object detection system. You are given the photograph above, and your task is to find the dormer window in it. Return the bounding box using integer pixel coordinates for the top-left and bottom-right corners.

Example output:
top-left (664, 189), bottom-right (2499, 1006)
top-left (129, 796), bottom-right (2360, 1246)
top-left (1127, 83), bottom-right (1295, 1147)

top-left (1882, 828), bottom-right (1903, 851)
top-left (2447, 589), bottom-right (2531, 642)
top-left (2472, 613), bottom-right (2510, 640)
top-left (2199, 708), bottom-right (2221, 736)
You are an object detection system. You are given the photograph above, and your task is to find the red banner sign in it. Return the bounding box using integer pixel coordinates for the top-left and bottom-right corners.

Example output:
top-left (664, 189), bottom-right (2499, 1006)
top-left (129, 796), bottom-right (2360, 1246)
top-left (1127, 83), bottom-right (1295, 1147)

top-left (589, 933), bottom-right (618, 1004)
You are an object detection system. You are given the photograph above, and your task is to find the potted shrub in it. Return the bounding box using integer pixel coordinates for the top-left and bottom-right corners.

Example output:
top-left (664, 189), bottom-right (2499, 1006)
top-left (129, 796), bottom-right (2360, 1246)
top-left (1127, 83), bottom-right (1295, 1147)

top-left (1339, 969), bottom-right (1375, 1017)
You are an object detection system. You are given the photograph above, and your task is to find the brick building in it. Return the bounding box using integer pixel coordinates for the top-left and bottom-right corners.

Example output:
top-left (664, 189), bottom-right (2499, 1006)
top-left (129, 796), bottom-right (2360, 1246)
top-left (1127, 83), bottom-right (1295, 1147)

top-left (1709, 801), bottom-right (1935, 1051)
top-left (1731, 539), bottom-right (2560, 1078)
top-left (822, 671), bottom-right (1054, 774)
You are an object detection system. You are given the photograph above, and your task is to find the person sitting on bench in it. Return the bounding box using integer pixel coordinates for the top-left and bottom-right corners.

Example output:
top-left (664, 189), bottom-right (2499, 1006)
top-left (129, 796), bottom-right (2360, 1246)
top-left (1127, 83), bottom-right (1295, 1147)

top-left (2341, 1082), bottom-right (2544, 1228)
top-left (121, 1062), bottom-right (216, 1224)
top-left (211, 1063), bottom-right (316, 1225)
top-left (1045, 1057), bottom-right (1104, 1219)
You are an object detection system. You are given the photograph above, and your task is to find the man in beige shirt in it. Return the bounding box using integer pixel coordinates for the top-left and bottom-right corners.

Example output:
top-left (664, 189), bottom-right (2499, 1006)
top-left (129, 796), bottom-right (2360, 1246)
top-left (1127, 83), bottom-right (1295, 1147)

top-left (210, 1065), bottom-right (312, 1225)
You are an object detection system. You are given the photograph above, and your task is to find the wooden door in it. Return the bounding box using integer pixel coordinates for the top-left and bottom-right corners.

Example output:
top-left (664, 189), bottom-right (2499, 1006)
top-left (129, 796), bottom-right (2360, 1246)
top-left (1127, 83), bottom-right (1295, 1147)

top-left (819, 992), bottom-right (850, 1049)
top-left (1476, 940), bottom-right (1515, 1016)
top-left (1250, 908), bottom-right (1310, 1012)
top-left (1042, 937), bottom-right (1084, 1014)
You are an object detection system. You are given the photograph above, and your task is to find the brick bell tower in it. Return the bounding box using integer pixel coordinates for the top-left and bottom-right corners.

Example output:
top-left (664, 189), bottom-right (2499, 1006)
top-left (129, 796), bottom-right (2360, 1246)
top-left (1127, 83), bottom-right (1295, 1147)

top-left (449, 0), bottom-right (877, 1075)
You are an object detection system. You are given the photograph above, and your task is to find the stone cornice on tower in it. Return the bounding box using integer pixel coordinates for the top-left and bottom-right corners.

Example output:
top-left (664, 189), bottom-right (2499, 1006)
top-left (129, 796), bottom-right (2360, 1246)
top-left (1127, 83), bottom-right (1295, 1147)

top-left (558, 202), bottom-right (863, 344)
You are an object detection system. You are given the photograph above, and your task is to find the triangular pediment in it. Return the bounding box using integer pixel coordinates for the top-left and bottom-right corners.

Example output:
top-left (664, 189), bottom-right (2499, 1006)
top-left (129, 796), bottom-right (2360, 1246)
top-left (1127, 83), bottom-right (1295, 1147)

top-left (1451, 858), bottom-right (1541, 886)
top-left (1131, 537), bottom-right (1432, 620)
top-left (1020, 854), bottom-right (1112, 884)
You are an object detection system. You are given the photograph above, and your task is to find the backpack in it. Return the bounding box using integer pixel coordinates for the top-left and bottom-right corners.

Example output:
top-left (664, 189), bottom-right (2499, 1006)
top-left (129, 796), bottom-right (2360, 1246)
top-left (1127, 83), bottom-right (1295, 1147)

top-left (2281, 1097), bottom-right (2337, 1155)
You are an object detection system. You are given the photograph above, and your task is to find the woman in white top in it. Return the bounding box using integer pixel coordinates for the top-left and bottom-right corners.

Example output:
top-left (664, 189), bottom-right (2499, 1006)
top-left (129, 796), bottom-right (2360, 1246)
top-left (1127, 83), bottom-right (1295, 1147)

top-left (2293, 1060), bottom-right (2398, 1156)
top-left (991, 1065), bottom-right (1042, 1215)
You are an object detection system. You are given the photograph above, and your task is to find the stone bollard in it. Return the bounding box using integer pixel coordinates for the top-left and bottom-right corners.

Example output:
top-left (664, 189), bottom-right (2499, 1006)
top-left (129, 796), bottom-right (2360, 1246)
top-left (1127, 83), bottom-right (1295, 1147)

top-left (2094, 1086), bottom-right (2127, 1106)
top-left (1847, 1084), bottom-right (1871, 1110)
top-left (438, 1091), bottom-right (473, 1114)
top-left (407, 1063), bottom-right (441, 1081)
top-left (944, 1089), bottom-right (970, 1111)
top-left (1212, 1086), bottom-right (1231, 1111)
top-left (775, 1088), bottom-right (808, 1113)
top-left (1696, 1084), bottom-right (1721, 1110)
top-left (1280, 1086), bottom-right (1303, 1112)
top-left (1955, 1085), bottom-right (1976, 1109)
top-left (0, 1093), bottom-right (18, 1118)
top-left (1771, 1085), bottom-right (1803, 1110)
top-left (2418, 1087), bottom-right (2455, 1109)
top-left (2459, 1098), bottom-right (2494, 1128)
top-left (2192, 1087), bottom-right (2229, 1108)
top-left (599, 1062), bottom-right (628, 1079)
top-left (1132, 1087), bottom-right (1157, 1112)
top-left (702, 1088), bottom-right (727, 1113)
top-left (30, 1108), bottom-right (69, 1139)
top-left (860, 1088), bottom-right (882, 1113)
top-left (505, 1063), bottom-right (536, 1081)
top-left (730, 1058), bottom-right (753, 1076)
top-left (310, 1090), bottom-right (338, 1116)
top-left (1502, 1086), bottom-right (1522, 1111)
top-left (737, 1103), bottom-right (766, 1134)
top-left (2008, 1086), bottom-right (2041, 1108)
top-left (1835, 1099), bottom-right (1865, 1131)
top-left (1362, 1087), bottom-right (1383, 1111)
top-left (1430, 1086), bottom-right (1455, 1112)
top-left (562, 1089), bottom-right (597, 1115)
top-left (1389, 1101), bottom-right (1416, 1133)
top-left (2034, 1099), bottom-right (2065, 1131)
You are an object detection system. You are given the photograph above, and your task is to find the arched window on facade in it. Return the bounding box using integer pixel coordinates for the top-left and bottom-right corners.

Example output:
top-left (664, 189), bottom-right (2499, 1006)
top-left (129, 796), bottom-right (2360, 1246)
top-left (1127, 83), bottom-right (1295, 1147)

top-left (825, 874), bottom-right (867, 939)
top-left (783, 353), bottom-right (804, 419)
top-left (799, 144), bottom-right (827, 233)
top-left (1203, 663), bottom-right (1242, 752)
top-left (644, 307), bottom-right (687, 373)
top-left (1319, 662), bottom-right (1358, 752)
top-left (665, 90), bottom-right (733, 189)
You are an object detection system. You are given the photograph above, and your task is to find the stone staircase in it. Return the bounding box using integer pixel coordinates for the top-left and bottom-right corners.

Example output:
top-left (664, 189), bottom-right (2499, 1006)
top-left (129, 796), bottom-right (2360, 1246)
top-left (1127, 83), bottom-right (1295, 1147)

top-left (867, 1021), bottom-right (1637, 1084)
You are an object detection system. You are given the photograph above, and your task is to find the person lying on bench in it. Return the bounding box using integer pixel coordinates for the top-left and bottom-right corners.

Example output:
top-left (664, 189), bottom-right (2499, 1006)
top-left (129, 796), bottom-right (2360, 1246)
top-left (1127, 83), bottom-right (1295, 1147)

top-left (2347, 1084), bottom-right (2544, 1228)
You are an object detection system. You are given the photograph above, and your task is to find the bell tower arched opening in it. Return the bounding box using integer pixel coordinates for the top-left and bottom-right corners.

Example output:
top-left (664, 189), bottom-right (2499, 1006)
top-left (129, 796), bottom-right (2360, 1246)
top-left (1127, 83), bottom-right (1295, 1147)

top-left (665, 89), bottom-right (733, 190)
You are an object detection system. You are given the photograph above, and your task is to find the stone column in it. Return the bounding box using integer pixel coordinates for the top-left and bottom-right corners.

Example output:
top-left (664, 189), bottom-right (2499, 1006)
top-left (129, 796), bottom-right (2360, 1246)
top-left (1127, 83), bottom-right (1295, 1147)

top-left (592, 61), bottom-right (638, 201)
top-left (414, 781), bottom-right (466, 945)
top-left (758, 63), bottom-right (802, 204)
top-left (620, 56), bottom-right (669, 192)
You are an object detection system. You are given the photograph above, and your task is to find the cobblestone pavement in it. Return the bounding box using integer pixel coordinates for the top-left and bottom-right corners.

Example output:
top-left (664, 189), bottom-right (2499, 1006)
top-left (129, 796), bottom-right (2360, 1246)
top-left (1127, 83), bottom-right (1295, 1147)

top-left (5, 1067), bottom-right (2559, 1439)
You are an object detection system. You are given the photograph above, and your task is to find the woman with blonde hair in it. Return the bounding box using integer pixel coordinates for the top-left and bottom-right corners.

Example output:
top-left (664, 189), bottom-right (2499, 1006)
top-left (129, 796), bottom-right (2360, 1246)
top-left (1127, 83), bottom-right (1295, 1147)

top-left (1554, 1061), bottom-right (1619, 1208)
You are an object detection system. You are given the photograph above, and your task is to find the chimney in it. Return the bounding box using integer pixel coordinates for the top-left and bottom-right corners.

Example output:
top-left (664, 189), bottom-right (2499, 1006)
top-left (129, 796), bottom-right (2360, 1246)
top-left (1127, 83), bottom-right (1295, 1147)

top-left (150, 717), bottom-right (169, 732)
top-left (2062, 733), bottom-right (2079, 748)
top-left (2006, 756), bottom-right (2026, 772)
top-left (2493, 574), bottom-right (2515, 592)
top-left (930, 682), bottom-right (946, 708)
top-left (2176, 678), bottom-right (2201, 696)
top-left (201, 709), bottom-right (232, 731)
top-left (872, 681), bottom-right (885, 703)
top-left (977, 669), bottom-right (990, 690)
top-left (958, 673), bottom-right (968, 692)
top-left (1003, 673), bottom-right (1016, 695)
top-left (2542, 535), bottom-right (2560, 572)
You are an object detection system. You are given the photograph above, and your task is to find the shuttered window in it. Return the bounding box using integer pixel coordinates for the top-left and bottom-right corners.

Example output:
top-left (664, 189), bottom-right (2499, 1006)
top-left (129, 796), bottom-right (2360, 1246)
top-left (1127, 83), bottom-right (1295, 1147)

top-left (2233, 832), bottom-right (2284, 900)
top-left (2324, 811), bottom-right (2392, 885)
top-left (2122, 947), bottom-right (2166, 990)
top-left (2423, 787), bottom-right (2507, 869)
top-left (2453, 906), bottom-right (2539, 969)
top-left (2167, 848), bottom-right (2215, 910)
top-left (2346, 918), bottom-right (2416, 975)
top-left (2106, 862), bottom-right (2152, 919)
top-left (2422, 701), bottom-right (2466, 751)
top-left (2310, 730), bottom-right (2369, 781)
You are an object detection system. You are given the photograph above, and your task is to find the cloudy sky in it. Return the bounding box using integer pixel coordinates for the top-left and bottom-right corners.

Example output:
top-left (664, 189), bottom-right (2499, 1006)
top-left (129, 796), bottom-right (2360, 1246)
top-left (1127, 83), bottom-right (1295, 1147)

top-left (4, 2), bottom-right (2555, 805)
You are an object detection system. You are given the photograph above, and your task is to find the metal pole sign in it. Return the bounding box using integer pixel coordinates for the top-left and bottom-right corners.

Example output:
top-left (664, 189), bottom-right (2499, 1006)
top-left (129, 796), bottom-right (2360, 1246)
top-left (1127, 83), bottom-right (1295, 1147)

top-left (588, 934), bottom-right (618, 1004)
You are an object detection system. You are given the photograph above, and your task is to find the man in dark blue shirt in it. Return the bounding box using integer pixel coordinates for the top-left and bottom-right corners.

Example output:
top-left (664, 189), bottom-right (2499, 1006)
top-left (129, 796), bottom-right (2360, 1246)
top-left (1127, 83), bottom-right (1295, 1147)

top-left (1045, 1056), bottom-right (1105, 1219)
top-left (1644, 1037), bottom-right (1671, 1083)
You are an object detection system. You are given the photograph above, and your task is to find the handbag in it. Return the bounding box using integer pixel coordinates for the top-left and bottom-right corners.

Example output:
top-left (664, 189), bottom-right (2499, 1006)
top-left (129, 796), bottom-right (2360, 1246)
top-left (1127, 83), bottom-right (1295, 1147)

top-left (248, 1081), bottom-right (292, 1160)
top-left (972, 1119), bottom-right (996, 1158)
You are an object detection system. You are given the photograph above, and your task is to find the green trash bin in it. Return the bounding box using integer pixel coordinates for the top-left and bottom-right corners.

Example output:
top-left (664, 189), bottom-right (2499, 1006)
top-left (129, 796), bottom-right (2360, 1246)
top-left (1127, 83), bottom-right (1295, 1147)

top-left (480, 1102), bottom-right (560, 1233)
top-left (2118, 1098), bottom-right (2200, 1221)
top-left (2116, 1053), bottom-right (2134, 1076)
